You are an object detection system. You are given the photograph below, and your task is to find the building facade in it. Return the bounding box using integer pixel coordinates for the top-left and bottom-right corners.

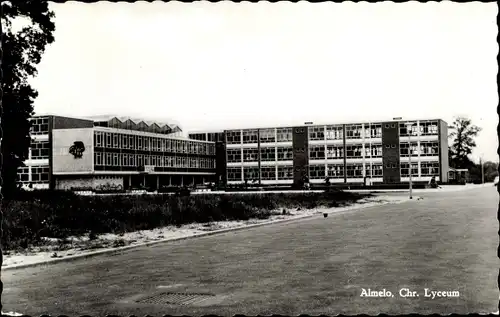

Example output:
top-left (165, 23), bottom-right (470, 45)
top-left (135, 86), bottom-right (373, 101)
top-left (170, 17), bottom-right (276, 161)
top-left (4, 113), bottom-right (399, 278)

top-left (219, 119), bottom-right (449, 187)
top-left (19, 115), bottom-right (217, 191)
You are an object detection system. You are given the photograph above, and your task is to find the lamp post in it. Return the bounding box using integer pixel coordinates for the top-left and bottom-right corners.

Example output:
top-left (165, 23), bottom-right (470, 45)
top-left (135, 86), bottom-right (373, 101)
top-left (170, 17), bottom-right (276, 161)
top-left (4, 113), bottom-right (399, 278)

top-left (405, 122), bottom-right (417, 199)
top-left (480, 153), bottom-right (484, 184)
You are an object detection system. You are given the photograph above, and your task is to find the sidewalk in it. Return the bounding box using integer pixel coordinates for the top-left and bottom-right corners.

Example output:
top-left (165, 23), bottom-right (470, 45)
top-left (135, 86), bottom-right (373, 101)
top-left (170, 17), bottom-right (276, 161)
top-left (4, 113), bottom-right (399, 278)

top-left (348, 183), bottom-right (493, 194)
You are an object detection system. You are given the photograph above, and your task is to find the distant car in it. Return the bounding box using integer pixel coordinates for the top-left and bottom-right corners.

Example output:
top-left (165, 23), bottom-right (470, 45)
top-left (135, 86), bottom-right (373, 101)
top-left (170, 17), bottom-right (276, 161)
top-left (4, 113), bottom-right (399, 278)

top-left (494, 176), bottom-right (499, 186)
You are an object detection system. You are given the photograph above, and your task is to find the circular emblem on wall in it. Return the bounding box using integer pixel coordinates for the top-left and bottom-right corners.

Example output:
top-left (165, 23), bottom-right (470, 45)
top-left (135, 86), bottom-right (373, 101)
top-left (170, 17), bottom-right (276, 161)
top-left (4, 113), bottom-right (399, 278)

top-left (69, 141), bottom-right (85, 159)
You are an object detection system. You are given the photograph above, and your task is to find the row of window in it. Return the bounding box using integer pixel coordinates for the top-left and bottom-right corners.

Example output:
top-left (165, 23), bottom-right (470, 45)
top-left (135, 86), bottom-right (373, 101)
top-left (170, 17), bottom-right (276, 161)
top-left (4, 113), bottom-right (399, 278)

top-left (227, 166), bottom-right (295, 181)
top-left (227, 161), bottom-right (440, 181)
top-left (30, 141), bottom-right (50, 159)
top-left (226, 128), bottom-right (295, 144)
top-left (30, 117), bottom-right (50, 135)
top-left (189, 133), bottom-right (225, 142)
top-left (227, 147), bottom-right (295, 163)
top-left (227, 141), bottom-right (439, 162)
top-left (399, 122), bottom-right (439, 136)
top-left (344, 125), bottom-right (384, 140)
top-left (94, 131), bottom-right (215, 155)
top-left (94, 152), bottom-right (215, 169)
top-left (17, 166), bottom-right (50, 183)
top-left (227, 164), bottom-right (384, 181)
top-left (400, 142), bottom-right (439, 156)
top-left (224, 122), bottom-right (440, 144)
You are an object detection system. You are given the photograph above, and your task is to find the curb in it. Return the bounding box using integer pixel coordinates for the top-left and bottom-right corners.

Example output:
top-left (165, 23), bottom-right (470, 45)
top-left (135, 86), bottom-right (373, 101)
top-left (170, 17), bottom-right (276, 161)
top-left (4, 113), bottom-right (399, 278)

top-left (2, 197), bottom-right (413, 271)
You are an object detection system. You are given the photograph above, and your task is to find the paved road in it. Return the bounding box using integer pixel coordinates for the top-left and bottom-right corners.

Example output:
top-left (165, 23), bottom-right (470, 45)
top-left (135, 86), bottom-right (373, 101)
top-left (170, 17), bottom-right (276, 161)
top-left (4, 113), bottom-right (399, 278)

top-left (3, 187), bottom-right (499, 315)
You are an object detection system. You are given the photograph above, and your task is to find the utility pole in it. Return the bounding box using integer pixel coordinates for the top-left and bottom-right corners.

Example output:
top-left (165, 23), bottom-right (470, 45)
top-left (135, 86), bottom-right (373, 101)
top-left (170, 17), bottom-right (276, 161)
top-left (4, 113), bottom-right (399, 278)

top-left (480, 156), bottom-right (484, 184)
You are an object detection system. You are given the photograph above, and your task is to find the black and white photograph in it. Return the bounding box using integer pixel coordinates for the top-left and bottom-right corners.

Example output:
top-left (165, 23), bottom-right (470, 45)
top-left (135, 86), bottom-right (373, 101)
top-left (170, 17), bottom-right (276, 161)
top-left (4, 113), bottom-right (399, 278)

top-left (0, 1), bottom-right (498, 315)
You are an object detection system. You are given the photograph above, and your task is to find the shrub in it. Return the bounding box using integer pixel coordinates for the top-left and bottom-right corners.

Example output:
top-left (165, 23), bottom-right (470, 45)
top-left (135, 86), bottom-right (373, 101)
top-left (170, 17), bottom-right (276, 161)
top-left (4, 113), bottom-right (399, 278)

top-left (2, 190), bottom-right (369, 251)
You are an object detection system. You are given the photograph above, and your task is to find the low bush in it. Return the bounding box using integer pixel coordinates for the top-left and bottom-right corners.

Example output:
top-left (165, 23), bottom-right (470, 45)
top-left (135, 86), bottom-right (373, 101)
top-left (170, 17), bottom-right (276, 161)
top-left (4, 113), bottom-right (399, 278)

top-left (1, 190), bottom-right (368, 251)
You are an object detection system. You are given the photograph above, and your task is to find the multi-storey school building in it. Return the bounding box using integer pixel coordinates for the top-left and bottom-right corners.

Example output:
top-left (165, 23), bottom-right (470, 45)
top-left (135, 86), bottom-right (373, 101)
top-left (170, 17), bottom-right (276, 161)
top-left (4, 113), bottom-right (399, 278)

top-left (216, 118), bottom-right (449, 187)
top-left (18, 115), bottom-right (217, 191)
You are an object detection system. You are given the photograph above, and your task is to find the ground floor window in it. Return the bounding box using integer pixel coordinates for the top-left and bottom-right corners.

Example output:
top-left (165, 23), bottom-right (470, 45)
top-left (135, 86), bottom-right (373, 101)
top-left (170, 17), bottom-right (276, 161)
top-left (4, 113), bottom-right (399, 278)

top-left (327, 164), bottom-right (344, 178)
top-left (261, 166), bottom-right (276, 180)
top-left (309, 165), bottom-right (325, 179)
top-left (227, 167), bottom-right (242, 181)
top-left (346, 164), bottom-right (363, 178)
top-left (277, 166), bottom-right (293, 180)
top-left (365, 164), bottom-right (383, 177)
top-left (243, 167), bottom-right (260, 182)
top-left (421, 162), bottom-right (439, 176)
top-left (400, 163), bottom-right (419, 177)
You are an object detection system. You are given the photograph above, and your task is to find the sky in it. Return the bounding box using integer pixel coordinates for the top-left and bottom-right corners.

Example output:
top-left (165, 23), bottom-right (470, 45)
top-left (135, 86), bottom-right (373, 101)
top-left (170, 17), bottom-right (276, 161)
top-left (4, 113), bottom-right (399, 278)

top-left (28, 2), bottom-right (498, 162)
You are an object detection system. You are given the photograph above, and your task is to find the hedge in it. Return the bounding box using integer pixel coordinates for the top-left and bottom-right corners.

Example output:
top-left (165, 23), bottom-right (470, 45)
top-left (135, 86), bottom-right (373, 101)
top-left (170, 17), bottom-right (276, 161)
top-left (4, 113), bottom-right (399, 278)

top-left (2, 190), bottom-right (369, 250)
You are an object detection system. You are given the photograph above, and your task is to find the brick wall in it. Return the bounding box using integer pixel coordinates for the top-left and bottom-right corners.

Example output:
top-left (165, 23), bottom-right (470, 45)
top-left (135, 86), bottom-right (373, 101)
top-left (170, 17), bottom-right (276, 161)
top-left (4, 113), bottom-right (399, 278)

top-left (292, 126), bottom-right (309, 186)
top-left (382, 122), bottom-right (401, 183)
top-left (53, 116), bottom-right (94, 129)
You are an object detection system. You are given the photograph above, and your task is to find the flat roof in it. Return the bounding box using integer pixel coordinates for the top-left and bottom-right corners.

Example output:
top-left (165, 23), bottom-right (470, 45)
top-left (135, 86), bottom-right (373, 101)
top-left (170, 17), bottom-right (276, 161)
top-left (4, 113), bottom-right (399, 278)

top-left (191, 118), bottom-right (446, 133)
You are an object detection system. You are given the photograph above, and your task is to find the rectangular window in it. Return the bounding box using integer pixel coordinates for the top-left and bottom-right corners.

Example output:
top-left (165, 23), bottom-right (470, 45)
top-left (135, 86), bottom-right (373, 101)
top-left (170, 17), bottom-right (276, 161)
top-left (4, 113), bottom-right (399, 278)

top-left (309, 126), bottom-right (325, 141)
top-left (96, 132), bottom-right (103, 147)
top-left (261, 166), bottom-right (276, 180)
top-left (113, 153), bottom-right (119, 166)
top-left (345, 125), bottom-right (362, 139)
top-left (106, 133), bottom-right (112, 148)
top-left (326, 145), bottom-right (344, 159)
top-left (420, 141), bottom-right (439, 156)
top-left (243, 148), bottom-right (259, 162)
top-left (309, 145), bottom-right (325, 160)
top-left (365, 164), bottom-right (383, 177)
top-left (400, 163), bottom-right (418, 177)
top-left (276, 128), bottom-right (293, 142)
top-left (399, 142), bottom-right (419, 157)
top-left (226, 131), bottom-right (242, 144)
top-left (260, 129), bottom-right (276, 143)
top-left (364, 144), bottom-right (382, 158)
top-left (227, 149), bottom-right (242, 163)
top-left (420, 121), bottom-right (439, 136)
top-left (106, 153), bottom-right (112, 166)
top-left (325, 125), bottom-right (343, 140)
top-left (345, 145), bottom-right (363, 158)
top-left (243, 130), bottom-right (259, 144)
top-left (136, 136), bottom-right (142, 150)
top-left (113, 134), bottom-right (119, 148)
top-left (243, 167), bottom-right (260, 182)
top-left (421, 162), bottom-right (440, 176)
top-left (309, 165), bottom-right (326, 179)
top-left (129, 136), bottom-right (135, 150)
top-left (260, 147), bottom-right (276, 161)
top-left (346, 164), bottom-right (363, 177)
top-left (364, 124), bottom-right (382, 138)
top-left (277, 166), bottom-right (293, 180)
top-left (277, 147), bottom-right (293, 161)
top-left (95, 152), bottom-right (103, 165)
top-left (327, 164), bottom-right (344, 178)
top-left (228, 167), bottom-right (242, 181)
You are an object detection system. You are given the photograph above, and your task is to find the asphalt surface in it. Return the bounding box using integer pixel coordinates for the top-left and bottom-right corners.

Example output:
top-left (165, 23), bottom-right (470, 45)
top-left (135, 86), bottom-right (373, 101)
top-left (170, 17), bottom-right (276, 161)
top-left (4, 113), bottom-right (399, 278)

top-left (2, 186), bottom-right (499, 315)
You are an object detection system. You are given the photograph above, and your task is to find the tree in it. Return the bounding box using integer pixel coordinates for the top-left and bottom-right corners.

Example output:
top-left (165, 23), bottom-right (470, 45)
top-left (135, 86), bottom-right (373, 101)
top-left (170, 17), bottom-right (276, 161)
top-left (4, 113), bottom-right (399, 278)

top-left (1, 0), bottom-right (56, 312)
top-left (1, 1), bottom-right (55, 198)
top-left (448, 117), bottom-right (482, 169)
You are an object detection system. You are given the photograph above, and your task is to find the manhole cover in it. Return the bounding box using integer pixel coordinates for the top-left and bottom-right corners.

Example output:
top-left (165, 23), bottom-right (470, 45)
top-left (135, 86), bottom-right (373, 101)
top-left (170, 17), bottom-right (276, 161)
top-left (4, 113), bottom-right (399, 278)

top-left (136, 292), bottom-right (215, 306)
